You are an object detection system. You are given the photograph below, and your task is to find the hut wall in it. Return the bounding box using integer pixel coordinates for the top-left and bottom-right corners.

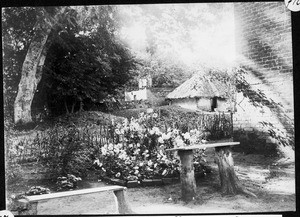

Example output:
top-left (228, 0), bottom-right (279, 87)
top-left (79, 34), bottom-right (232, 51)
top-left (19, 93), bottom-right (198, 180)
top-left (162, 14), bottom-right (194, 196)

top-left (171, 98), bottom-right (198, 110)
top-left (196, 98), bottom-right (211, 111)
top-left (216, 98), bottom-right (232, 112)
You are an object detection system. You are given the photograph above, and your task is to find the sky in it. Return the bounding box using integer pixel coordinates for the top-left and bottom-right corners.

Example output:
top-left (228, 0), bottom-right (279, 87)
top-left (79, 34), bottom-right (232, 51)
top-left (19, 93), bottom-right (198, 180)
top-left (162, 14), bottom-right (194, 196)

top-left (117, 3), bottom-right (236, 71)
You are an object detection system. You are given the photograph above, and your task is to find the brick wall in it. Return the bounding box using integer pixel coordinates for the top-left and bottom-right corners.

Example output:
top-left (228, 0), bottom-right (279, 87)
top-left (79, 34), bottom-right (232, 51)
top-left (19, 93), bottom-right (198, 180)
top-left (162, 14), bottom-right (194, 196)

top-left (233, 2), bottom-right (294, 157)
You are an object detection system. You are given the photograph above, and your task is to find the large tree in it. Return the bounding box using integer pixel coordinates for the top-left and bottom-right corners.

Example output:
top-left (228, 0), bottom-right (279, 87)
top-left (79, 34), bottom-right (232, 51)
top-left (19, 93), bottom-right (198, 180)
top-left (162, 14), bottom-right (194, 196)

top-left (10, 7), bottom-right (68, 125)
top-left (3, 5), bottom-right (133, 125)
top-left (42, 19), bottom-right (136, 115)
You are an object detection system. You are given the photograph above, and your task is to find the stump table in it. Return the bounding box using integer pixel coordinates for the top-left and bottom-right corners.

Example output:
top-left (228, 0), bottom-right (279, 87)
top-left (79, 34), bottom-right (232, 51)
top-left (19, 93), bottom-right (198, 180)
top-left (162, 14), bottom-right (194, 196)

top-left (167, 141), bottom-right (241, 202)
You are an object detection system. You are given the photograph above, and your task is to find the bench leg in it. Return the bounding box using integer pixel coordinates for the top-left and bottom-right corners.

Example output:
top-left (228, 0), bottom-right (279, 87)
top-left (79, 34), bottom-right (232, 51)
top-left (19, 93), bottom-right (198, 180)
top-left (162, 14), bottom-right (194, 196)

top-left (178, 150), bottom-right (197, 202)
top-left (215, 146), bottom-right (257, 197)
top-left (113, 189), bottom-right (134, 214)
top-left (18, 201), bottom-right (38, 215)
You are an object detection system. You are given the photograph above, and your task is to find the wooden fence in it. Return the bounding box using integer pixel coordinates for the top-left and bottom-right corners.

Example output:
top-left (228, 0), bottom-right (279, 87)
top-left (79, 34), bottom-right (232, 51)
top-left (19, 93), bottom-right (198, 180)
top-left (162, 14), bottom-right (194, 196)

top-left (6, 112), bottom-right (233, 163)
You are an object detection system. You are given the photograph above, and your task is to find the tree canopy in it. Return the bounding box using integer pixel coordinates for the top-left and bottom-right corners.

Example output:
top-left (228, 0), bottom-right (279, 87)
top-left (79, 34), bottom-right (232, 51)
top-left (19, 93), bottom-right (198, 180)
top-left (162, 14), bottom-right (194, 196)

top-left (3, 4), bottom-right (235, 125)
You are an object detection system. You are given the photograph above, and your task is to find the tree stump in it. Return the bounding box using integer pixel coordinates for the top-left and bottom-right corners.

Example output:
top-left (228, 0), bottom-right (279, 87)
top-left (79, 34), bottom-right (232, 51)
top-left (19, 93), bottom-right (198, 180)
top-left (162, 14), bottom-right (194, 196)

top-left (178, 150), bottom-right (196, 202)
top-left (215, 146), bottom-right (257, 197)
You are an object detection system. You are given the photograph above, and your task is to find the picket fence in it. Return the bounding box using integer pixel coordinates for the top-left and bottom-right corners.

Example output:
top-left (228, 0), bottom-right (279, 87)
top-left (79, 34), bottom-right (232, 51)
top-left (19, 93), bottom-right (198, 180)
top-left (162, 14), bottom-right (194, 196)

top-left (6, 112), bottom-right (233, 163)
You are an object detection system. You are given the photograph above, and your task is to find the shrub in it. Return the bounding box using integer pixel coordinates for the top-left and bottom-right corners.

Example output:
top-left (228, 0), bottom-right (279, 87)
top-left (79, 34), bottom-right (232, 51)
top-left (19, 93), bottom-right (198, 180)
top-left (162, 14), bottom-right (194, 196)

top-left (25, 186), bottom-right (51, 196)
top-left (94, 112), bottom-right (208, 182)
top-left (41, 125), bottom-right (97, 178)
top-left (56, 174), bottom-right (82, 191)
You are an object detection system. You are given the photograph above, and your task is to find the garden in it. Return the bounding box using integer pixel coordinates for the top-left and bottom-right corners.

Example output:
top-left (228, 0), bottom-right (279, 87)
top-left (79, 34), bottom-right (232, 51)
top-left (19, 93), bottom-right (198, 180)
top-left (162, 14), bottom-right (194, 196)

top-left (5, 107), bottom-right (295, 214)
top-left (3, 4), bottom-right (295, 215)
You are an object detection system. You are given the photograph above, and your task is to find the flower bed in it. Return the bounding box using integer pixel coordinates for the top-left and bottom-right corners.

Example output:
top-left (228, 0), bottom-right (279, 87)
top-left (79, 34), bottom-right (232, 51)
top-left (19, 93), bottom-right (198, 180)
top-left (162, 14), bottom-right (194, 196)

top-left (93, 112), bottom-right (210, 186)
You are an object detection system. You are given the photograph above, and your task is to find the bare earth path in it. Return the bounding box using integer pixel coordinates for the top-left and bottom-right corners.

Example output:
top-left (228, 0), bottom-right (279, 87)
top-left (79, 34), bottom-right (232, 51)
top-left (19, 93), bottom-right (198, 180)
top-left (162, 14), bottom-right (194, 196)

top-left (7, 152), bottom-right (295, 214)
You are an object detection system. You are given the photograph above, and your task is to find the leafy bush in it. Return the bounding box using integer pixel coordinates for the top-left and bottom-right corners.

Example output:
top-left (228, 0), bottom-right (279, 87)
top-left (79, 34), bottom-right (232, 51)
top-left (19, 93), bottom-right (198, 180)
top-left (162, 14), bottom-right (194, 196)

top-left (41, 125), bottom-right (97, 178)
top-left (56, 174), bottom-right (82, 191)
top-left (5, 161), bottom-right (24, 184)
top-left (5, 131), bottom-right (25, 184)
top-left (25, 186), bottom-right (51, 195)
top-left (94, 112), bottom-right (208, 182)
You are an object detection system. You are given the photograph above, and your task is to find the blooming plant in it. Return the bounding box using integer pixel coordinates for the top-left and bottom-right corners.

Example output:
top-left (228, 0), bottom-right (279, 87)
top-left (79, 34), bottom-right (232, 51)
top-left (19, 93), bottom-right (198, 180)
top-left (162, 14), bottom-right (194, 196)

top-left (56, 174), bottom-right (82, 191)
top-left (25, 186), bottom-right (51, 195)
top-left (94, 112), bottom-right (207, 182)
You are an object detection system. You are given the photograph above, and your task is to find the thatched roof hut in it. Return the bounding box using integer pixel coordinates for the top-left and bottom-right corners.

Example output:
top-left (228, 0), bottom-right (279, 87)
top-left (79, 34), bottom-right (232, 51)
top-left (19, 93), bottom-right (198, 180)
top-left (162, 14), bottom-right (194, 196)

top-left (166, 73), bottom-right (233, 112)
top-left (167, 73), bottom-right (231, 100)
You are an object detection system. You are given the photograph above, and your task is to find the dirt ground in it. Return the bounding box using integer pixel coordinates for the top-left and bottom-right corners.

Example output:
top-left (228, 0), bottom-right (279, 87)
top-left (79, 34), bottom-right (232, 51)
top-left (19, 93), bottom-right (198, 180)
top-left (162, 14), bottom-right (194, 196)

top-left (6, 151), bottom-right (295, 215)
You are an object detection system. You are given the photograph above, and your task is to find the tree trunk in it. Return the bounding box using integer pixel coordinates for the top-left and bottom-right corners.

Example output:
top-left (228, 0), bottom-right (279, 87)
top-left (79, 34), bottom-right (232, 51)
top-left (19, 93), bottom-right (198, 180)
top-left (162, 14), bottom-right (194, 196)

top-left (64, 99), bottom-right (70, 114)
top-left (71, 101), bottom-right (76, 113)
top-left (14, 9), bottom-right (55, 125)
top-left (79, 100), bottom-right (84, 112)
top-left (178, 150), bottom-right (197, 202)
top-left (215, 146), bottom-right (257, 197)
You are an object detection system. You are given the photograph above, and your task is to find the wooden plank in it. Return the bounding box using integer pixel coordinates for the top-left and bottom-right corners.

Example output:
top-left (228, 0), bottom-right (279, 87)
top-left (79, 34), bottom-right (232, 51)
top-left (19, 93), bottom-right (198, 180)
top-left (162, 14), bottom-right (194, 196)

top-left (166, 142), bottom-right (240, 151)
top-left (26, 186), bottom-right (126, 202)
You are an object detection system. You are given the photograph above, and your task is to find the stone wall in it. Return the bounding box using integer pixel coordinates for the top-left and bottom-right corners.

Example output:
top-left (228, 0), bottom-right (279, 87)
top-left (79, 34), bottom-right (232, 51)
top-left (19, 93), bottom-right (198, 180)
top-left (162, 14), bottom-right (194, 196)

top-left (233, 2), bottom-right (294, 157)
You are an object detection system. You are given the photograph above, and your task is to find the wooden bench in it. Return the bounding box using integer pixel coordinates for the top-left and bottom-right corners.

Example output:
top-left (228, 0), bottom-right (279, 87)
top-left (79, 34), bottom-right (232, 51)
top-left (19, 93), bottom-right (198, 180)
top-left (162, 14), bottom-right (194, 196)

top-left (166, 140), bottom-right (255, 202)
top-left (18, 185), bottom-right (134, 215)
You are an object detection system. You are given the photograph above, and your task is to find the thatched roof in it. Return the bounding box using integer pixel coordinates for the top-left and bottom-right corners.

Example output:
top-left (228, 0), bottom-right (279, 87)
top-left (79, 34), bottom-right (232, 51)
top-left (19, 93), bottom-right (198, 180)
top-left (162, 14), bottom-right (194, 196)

top-left (166, 73), bottom-right (231, 99)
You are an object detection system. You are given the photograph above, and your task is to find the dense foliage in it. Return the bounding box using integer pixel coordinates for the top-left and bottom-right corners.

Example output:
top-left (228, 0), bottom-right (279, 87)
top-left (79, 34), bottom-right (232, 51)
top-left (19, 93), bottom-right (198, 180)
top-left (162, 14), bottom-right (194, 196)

top-left (93, 112), bottom-right (209, 182)
top-left (3, 6), bottom-right (137, 125)
top-left (39, 23), bottom-right (136, 116)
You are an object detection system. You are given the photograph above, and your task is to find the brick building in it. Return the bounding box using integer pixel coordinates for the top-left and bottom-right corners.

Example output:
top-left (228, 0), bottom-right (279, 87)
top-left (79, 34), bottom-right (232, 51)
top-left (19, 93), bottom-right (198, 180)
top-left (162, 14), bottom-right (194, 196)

top-left (233, 2), bottom-right (294, 157)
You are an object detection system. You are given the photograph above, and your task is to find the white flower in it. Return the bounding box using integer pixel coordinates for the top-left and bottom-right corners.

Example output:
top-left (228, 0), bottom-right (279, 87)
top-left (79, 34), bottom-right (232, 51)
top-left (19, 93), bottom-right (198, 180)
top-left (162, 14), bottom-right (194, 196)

top-left (173, 129), bottom-right (179, 135)
top-left (114, 148), bottom-right (120, 154)
top-left (137, 143), bottom-right (141, 147)
top-left (146, 167), bottom-right (153, 171)
top-left (93, 159), bottom-right (102, 167)
top-left (149, 130), bottom-right (155, 135)
top-left (175, 136), bottom-right (185, 147)
top-left (129, 144), bottom-right (133, 148)
top-left (115, 172), bottom-right (121, 178)
top-left (152, 113), bottom-right (158, 118)
top-left (148, 160), bottom-right (153, 166)
top-left (115, 129), bottom-right (120, 134)
top-left (147, 108), bottom-right (154, 114)
top-left (108, 143), bottom-right (114, 151)
top-left (94, 159), bottom-right (100, 165)
top-left (183, 132), bottom-right (191, 140)
top-left (162, 133), bottom-right (170, 140)
top-left (158, 137), bottom-right (164, 144)
top-left (101, 147), bottom-right (107, 155)
top-left (134, 170), bottom-right (139, 175)
top-left (139, 162), bottom-right (144, 167)
top-left (153, 127), bottom-right (161, 135)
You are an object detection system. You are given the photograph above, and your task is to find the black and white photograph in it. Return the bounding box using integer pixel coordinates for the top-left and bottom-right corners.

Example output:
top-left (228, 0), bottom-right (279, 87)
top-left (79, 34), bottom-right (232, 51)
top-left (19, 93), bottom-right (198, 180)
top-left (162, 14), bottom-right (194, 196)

top-left (2, 1), bottom-right (296, 215)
